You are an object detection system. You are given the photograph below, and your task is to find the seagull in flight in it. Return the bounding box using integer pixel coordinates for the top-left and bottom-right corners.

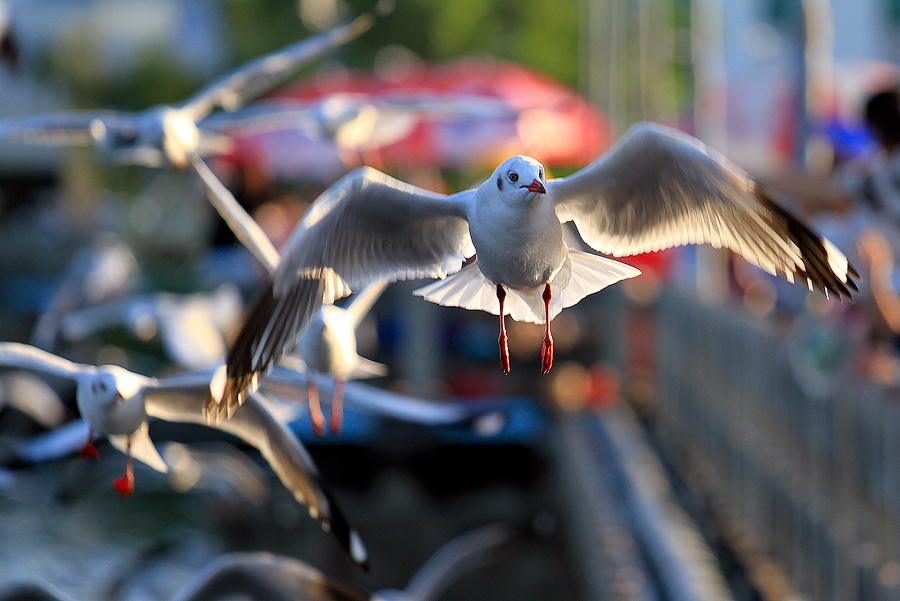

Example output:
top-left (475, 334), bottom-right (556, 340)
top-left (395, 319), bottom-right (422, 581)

top-left (209, 121), bottom-right (860, 417)
top-left (0, 342), bottom-right (368, 569)
top-left (0, 11), bottom-right (381, 168)
top-left (269, 279), bottom-right (388, 436)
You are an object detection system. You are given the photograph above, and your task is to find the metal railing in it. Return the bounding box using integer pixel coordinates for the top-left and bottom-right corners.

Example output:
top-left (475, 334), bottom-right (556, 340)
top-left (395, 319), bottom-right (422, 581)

top-left (651, 286), bottom-right (900, 601)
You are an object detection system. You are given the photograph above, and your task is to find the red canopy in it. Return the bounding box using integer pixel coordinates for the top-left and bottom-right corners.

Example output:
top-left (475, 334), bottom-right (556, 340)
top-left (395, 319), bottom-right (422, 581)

top-left (220, 57), bottom-right (610, 183)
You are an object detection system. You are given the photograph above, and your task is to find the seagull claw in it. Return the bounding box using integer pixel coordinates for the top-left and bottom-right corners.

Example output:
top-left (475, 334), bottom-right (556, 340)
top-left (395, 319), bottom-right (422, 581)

top-left (80, 441), bottom-right (100, 461)
top-left (113, 474), bottom-right (134, 497)
top-left (541, 335), bottom-right (553, 374)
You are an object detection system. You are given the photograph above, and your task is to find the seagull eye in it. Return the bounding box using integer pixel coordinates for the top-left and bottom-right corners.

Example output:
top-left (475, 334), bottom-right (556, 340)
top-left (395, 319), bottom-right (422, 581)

top-left (508, 172), bottom-right (518, 183)
top-left (539, 168), bottom-right (543, 179)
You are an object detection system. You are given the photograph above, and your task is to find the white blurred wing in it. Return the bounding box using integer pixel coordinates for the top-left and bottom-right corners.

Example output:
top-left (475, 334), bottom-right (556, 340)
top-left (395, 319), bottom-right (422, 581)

top-left (266, 366), bottom-right (487, 427)
top-left (16, 419), bottom-right (92, 464)
top-left (218, 166), bottom-right (473, 416)
top-left (181, 13), bottom-right (376, 122)
top-left (551, 121), bottom-right (859, 299)
top-left (0, 342), bottom-right (92, 382)
top-left (144, 373), bottom-right (367, 568)
top-left (188, 152), bottom-right (280, 272)
top-left (344, 278), bottom-right (389, 329)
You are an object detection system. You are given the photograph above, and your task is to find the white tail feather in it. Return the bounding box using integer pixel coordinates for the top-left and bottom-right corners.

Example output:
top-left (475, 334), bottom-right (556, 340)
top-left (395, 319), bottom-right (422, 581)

top-left (414, 251), bottom-right (641, 324)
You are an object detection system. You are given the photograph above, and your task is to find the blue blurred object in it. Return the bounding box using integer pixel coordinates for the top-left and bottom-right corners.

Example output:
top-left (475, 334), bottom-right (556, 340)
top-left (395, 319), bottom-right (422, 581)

top-left (292, 395), bottom-right (546, 445)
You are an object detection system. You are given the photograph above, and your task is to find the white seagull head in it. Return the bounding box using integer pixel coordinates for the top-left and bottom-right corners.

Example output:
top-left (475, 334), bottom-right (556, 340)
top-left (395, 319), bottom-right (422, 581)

top-left (77, 367), bottom-right (146, 437)
top-left (490, 155), bottom-right (547, 203)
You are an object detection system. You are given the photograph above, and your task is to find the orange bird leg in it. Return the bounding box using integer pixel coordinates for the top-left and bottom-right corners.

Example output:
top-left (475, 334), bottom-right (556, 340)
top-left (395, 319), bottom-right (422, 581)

top-left (112, 436), bottom-right (134, 497)
top-left (330, 379), bottom-right (346, 435)
top-left (80, 426), bottom-right (100, 460)
top-left (541, 284), bottom-right (553, 374)
top-left (308, 379), bottom-right (326, 437)
top-left (497, 284), bottom-right (510, 374)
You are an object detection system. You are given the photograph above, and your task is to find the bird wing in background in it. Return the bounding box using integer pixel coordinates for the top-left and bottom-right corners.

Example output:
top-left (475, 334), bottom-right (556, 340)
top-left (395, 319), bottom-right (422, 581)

top-left (181, 12), bottom-right (380, 123)
top-left (145, 372), bottom-right (368, 569)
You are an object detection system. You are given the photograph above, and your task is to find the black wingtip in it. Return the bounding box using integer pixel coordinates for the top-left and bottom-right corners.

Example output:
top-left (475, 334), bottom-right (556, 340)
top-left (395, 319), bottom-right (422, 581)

top-left (320, 487), bottom-right (369, 571)
top-left (755, 189), bottom-right (861, 302)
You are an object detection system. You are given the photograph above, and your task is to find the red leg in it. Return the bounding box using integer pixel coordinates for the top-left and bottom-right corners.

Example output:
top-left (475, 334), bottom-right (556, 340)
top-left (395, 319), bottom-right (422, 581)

top-left (497, 284), bottom-right (510, 374)
top-left (80, 426), bottom-right (100, 460)
top-left (113, 437), bottom-right (134, 497)
top-left (330, 379), bottom-right (346, 435)
top-left (308, 380), bottom-right (326, 437)
top-left (541, 284), bottom-right (553, 374)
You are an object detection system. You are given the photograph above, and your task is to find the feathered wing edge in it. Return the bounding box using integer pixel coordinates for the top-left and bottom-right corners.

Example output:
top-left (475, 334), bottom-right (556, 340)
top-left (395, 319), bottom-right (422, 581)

top-left (414, 251), bottom-right (641, 324)
top-left (207, 277), bottom-right (332, 422)
top-left (753, 187), bottom-right (860, 299)
top-left (553, 122), bottom-right (860, 301)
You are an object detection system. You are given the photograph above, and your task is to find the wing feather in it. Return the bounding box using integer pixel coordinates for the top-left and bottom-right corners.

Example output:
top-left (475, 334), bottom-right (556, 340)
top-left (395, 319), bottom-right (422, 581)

top-left (551, 122), bottom-right (859, 299)
top-left (0, 342), bottom-right (91, 382)
top-left (219, 166), bottom-right (472, 413)
top-left (145, 380), bottom-right (367, 568)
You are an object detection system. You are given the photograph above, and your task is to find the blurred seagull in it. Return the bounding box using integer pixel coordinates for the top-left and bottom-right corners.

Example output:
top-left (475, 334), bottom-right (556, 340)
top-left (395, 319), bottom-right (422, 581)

top-left (0, 11), bottom-right (381, 168)
top-left (160, 441), bottom-right (271, 507)
top-left (0, 520), bottom-right (518, 601)
top-left (30, 235), bottom-right (140, 352)
top-left (58, 284), bottom-right (243, 370)
top-left (279, 279), bottom-right (388, 436)
top-left (210, 121), bottom-right (860, 415)
top-left (173, 522), bottom-right (516, 601)
top-left (0, 342), bottom-right (367, 569)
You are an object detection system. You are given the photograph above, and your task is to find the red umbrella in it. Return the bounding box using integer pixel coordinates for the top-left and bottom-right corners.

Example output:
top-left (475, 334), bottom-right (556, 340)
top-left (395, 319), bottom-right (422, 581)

top-left (216, 57), bottom-right (610, 183)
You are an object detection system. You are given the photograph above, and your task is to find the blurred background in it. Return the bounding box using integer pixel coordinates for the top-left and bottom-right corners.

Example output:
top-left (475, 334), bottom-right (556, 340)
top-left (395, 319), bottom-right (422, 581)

top-left (1, 0), bottom-right (900, 600)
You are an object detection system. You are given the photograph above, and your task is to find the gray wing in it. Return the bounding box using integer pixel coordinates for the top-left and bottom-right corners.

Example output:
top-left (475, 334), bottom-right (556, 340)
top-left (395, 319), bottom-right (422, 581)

top-left (144, 374), bottom-right (368, 568)
top-left (171, 552), bottom-right (370, 601)
top-left (0, 111), bottom-right (137, 147)
top-left (188, 152), bottom-right (280, 272)
top-left (0, 582), bottom-right (79, 601)
top-left (218, 166), bottom-right (473, 415)
top-left (180, 13), bottom-right (376, 123)
top-left (400, 524), bottom-right (513, 601)
top-left (266, 365), bottom-right (499, 428)
top-left (551, 121), bottom-right (859, 299)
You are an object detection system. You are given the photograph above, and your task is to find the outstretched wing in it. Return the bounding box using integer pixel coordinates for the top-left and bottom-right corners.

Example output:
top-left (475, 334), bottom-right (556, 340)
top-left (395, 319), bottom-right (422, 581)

top-left (0, 111), bottom-right (137, 147)
top-left (181, 12), bottom-right (377, 123)
top-left (144, 373), bottom-right (368, 569)
top-left (551, 121), bottom-right (859, 299)
top-left (217, 166), bottom-right (473, 416)
top-left (0, 342), bottom-right (92, 383)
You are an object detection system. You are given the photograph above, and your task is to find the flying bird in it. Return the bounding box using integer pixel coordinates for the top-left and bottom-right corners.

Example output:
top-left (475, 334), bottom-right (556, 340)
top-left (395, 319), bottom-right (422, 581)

top-left (0, 11), bottom-right (380, 168)
top-left (188, 161), bottom-right (391, 435)
top-left (58, 284), bottom-right (243, 370)
top-left (209, 122), bottom-right (859, 416)
top-left (276, 279), bottom-right (388, 435)
top-left (0, 342), bottom-right (367, 569)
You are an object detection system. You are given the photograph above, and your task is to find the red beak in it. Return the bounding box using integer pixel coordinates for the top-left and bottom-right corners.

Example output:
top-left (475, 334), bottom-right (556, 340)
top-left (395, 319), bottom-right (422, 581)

top-left (523, 178), bottom-right (546, 194)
